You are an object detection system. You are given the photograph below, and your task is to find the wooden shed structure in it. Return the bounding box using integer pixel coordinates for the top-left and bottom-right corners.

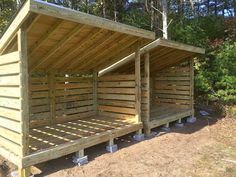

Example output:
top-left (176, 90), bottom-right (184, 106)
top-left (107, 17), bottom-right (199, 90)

top-left (0, 0), bottom-right (155, 176)
top-left (99, 38), bottom-right (205, 136)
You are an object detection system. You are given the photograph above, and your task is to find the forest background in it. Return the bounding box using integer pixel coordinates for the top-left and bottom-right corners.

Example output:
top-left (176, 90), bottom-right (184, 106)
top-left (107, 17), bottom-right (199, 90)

top-left (0, 0), bottom-right (235, 113)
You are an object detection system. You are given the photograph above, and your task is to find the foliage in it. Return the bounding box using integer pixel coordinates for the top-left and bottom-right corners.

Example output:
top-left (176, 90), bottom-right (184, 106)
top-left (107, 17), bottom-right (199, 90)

top-left (0, 0), bottom-right (235, 106)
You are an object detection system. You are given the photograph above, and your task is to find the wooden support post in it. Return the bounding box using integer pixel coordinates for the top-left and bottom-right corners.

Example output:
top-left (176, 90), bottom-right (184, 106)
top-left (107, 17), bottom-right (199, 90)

top-left (135, 45), bottom-right (141, 124)
top-left (108, 139), bottom-right (114, 147)
top-left (93, 71), bottom-right (98, 115)
top-left (134, 44), bottom-right (143, 137)
top-left (48, 71), bottom-right (56, 125)
top-left (144, 52), bottom-right (150, 123)
top-left (190, 59), bottom-right (194, 117)
top-left (75, 149), bottom-right (84, 158)
top-left (18, 27), bottom-right (30, 177)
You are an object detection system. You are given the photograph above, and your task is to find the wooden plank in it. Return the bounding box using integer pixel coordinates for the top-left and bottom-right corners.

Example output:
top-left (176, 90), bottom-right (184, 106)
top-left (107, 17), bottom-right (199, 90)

top-left (0, 126), bottom-right (21, 144)
top-left (155, 94), bottom-right (190, 100)
top-left (98, 105), bottom-right (135, 114)
top-left (156, 76), bottom-right (190, 81)
top-left (98, 81), bottom-right (135, 88)
top-left (55, 88), bottom-right (93, 97)
top-left (190, 59), bottom-right (194, 114)
top-left (0, 107), bottom-right (21, 121)
top-left (98, 88), bottom-right (135, 94)
top-left (98, 74), bottom-right (135, 81)
top-left (30, 0), bottom-right (155, 40)
top-left (30, 24), bottom-right (83, 72)
top-left (0, 146), bottom-right (21, 166)
top-left (48, 72), bottom-right (55, 125)
top-left (0, 135), bottom-right (21, 155)
top-left (0, 51), bottom-right (20, 65)
top-left (56, 105), bottom-right (94, 115)
top-left (98, 100), bottom-right (135, 108)
top-left (155, 90), bottom-right (190, 95)
top-left (18, 27), bottom-right (30, 157)
top-left (144, 52), bottom-right (150, 122)
top-left (93, 71), bottom-right (98, 115)
top-left (0, 116), bottom-right (21, 133)
top-left (55, 83), bottom-right (92, 89)
top-left (0, 75), bottom-right (20, 86)
top-left (98, 94), bottom-right (135, 101)
top-left (29, 19), bottom-right (63, 55)
top-left (0, 97), bottom-right (21, 109)
top-left (135, 45), bottom-right (141, 123)
top-left (0, 63), bottom-right (20, 75)
top-left (0, 87), bottom-right (21, 97)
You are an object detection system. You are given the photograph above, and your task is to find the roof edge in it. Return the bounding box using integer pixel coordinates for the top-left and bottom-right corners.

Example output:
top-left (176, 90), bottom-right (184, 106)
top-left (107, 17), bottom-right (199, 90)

top-left (0, 0), bottom-right (31, 54)
top-left (99, 38), bottom-right (205, 76)
top-left (30, 0), bottom-right (155, 40)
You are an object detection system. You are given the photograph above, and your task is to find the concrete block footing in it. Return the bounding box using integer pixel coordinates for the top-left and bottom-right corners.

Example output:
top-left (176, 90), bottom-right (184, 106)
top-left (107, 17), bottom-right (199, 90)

top-left (11, 171), bottom-right (34, 177)
top-left (72, 155), bottom-right (88, 166)
top-left (133, 133), bottom-right (145, 141)
top-left (106, 144), bottom-right (118, 153)
top-left (187, 116), bottom-right (197, 123)
top-left (175, 122), bottom-right (184, 128)
top-left (161, 126), bottom-right (171, 132)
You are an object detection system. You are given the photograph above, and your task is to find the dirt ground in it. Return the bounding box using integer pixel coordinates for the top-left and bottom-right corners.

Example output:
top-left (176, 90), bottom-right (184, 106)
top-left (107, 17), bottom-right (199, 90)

top-left (1, 113), bottom-right (236, 177)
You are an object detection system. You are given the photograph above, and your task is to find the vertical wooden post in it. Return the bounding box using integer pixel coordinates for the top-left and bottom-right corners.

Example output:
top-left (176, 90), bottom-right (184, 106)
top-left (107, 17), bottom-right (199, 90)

top-left (190, 59), bottom-right (194, 117)
top-left (93, 71), bottom-right (98, 115)
top-left (135, 45), bottom-right (141, 124)
top-left (144, 52), bottom-right (150, 123)
top-left (18, 27), bottom-right (30, 177)
top-left (49, 71), bottom-right (56, 125)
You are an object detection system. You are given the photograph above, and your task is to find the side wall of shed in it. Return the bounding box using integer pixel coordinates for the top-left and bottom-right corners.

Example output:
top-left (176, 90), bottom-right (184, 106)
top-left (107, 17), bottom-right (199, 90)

top-left (97, 74), bottom-right (136, 120)
top-left (152, 60), bottom-right (193, 109)
top-left (29, 73), bottom-right (95, 128)
top-left (0, 52), bottom-right (22, 157)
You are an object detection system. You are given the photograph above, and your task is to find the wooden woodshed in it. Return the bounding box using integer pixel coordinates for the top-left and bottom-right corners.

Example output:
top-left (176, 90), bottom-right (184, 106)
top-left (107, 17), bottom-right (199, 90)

top-left (0, 0), bottom-right (155, 176)
top-left (99, 38), bottom-right (205, 136)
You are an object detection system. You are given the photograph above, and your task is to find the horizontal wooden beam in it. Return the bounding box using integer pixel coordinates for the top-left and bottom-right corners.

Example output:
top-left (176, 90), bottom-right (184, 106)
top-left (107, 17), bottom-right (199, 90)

top-left (30, 0), bottom-right (155, 40)
top-left (21, 123), bottom-right (142, 168)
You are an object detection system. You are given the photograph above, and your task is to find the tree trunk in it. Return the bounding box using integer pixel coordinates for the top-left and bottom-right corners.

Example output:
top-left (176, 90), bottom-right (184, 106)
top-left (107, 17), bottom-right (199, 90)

top-left (162, 0), bottom-right (168, 39)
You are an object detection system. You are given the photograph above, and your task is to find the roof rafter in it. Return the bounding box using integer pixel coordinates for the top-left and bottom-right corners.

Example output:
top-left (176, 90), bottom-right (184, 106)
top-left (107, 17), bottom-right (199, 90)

top-left (29, 19), bottom-right (63, 56)
top-left (30, 24), bottom-right (84, 72)
top-left (47, 26), bottom-right (96, 70)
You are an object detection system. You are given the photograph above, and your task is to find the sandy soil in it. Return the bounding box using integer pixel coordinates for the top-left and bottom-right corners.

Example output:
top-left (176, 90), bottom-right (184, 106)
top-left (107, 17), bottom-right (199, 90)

top-left (1, 114), bottom-right (235, 177)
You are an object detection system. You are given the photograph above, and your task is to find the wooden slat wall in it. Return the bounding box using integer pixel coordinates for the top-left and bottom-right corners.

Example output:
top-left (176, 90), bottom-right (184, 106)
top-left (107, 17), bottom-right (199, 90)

top-left (29, 74), bottom-right (50, 128)
top-left (0, 51), bottom-right (22, 155)
top-left (98, 74), bottom-right (136, 119)
top-left (141, 77), bottom-right (149, 120)
top-left (29, 74), bottom-right (94, 128)
top-left (153, 63), bottom-right (191, 109)
top-left (54, 74), bottom-right (94, 123)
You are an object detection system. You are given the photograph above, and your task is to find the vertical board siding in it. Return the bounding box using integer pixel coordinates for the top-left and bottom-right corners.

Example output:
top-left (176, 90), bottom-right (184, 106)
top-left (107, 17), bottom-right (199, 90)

top-left (153, 63), bottom-right (191, 109)
top-left (0, 52), bottom-right (22, 155)
top-left (98, 74), bottom-right (136, 119)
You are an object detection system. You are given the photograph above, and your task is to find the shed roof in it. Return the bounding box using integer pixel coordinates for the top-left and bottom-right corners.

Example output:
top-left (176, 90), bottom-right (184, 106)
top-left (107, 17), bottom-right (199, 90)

top-left (99, 38), bottom-right (205, 75)
top-left (0, 0), bottom-right (155, 73)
